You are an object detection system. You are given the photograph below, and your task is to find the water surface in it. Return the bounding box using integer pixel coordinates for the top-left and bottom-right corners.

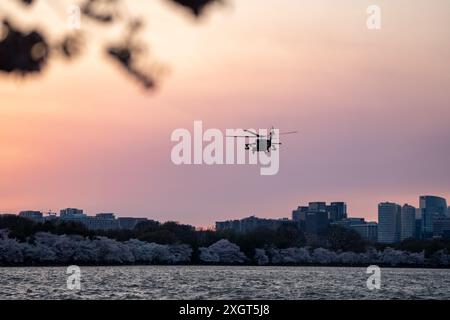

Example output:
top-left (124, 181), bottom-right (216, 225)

top-left (1, 266), bottom-right (449, 299)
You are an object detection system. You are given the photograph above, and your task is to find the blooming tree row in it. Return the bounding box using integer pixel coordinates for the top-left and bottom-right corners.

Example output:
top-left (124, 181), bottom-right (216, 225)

top-left (1, 230), bottom-right (449, 266)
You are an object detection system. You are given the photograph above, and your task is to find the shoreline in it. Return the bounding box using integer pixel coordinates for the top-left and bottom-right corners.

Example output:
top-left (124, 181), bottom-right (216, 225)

top-left (1, 264), bottom-right (450, 269)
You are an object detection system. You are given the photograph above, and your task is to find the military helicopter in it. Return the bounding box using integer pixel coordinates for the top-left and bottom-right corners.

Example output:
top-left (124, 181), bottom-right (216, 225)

top-left (227, 127), bottom-right (297, 153)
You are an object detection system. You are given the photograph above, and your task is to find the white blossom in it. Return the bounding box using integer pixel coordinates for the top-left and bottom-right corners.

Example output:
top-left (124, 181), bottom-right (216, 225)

top-left (312, 248), bottom-right (338, 264)
top-left (199, 239), bottom-right (248, 264)
top-left (0, 229), bottom-right (192, 265)
top-left (254, 248), bottom-right (269, 265)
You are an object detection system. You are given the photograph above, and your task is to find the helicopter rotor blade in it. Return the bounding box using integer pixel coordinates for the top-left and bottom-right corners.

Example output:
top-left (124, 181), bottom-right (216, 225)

top-left (226, 135), bottom-right (258, 138)
top-left (275, 131), bottom-right (298, 135)
top-left (243, 129), bottom-right (261, 137)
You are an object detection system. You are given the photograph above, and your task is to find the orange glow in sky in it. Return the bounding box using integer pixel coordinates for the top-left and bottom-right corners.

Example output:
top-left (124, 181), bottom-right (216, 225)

top-left (1, 0), bottom-right (450, 226)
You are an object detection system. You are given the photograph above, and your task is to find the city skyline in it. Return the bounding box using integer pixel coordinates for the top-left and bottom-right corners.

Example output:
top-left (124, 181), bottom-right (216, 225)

top-left (4, 193), bottom-right (449, 228)
top-left (8, 194), bottom-right (450, 245)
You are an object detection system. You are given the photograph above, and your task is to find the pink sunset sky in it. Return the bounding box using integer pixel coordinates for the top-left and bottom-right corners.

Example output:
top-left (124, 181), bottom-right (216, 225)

top-left (1, 0), bottom-right (449, 227)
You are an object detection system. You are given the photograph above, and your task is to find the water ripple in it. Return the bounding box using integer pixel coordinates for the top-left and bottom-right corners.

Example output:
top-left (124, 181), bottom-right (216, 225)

top-left (0, 266), bottom-right (449, 300)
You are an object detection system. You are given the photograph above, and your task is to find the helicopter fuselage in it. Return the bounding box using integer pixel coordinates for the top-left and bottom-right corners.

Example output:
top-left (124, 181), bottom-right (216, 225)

top-left (246, 138), bottom-right (272, 152)
top-left (227, 126), bottom-right (294, 153)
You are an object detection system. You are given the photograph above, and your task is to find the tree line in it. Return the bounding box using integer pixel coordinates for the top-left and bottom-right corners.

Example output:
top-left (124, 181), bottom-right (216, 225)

top-left (2, 215), bottom-right (450, 261)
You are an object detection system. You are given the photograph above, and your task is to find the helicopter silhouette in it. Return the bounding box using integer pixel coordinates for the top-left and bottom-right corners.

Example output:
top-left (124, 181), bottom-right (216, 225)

top-left (227, 127), bottom-right (297, 153)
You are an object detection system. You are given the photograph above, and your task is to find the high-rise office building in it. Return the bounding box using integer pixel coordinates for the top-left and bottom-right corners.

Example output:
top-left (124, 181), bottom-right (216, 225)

top-left (415, 208), bottom-right (424, 239)
top-left (292, 201), bottom-right (347, 231)
top-left (291, 202), bottom-right (333, 235)
top-left (327, 202), bottom-right (347, 221)
top-left (308, 202), bottom-right (327, 213)
top-left (332, 217), bottom-right (366, 228)
top-left (419, 196), bottom-right (447, 216)
top-left (117, 217), bottom-right (149, 230)
top-left (433, 218), bottom-right (450, 238)
top-left (351, 222), bottom-right (378, 242)
top-left (215, 216), bottom-right (292, 233)
top-left (305, 211), bottom-right (329, 235)
top-left (378, 202), bottom-right (401, 244)
top-left (419, 195), bottom-right (447, 238)
top-left (19, 210), bottom-right (43, 223)
top-left (292, 206), bottom-right (308, 222)
top-left (400, 204), bottom-right (416, 241)
top-left (60, 208), bottom-right (84, 217)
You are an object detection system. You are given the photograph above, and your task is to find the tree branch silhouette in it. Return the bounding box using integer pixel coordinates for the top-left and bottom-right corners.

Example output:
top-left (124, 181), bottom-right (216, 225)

top-left (0, 0), bottom-right (222, 90)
